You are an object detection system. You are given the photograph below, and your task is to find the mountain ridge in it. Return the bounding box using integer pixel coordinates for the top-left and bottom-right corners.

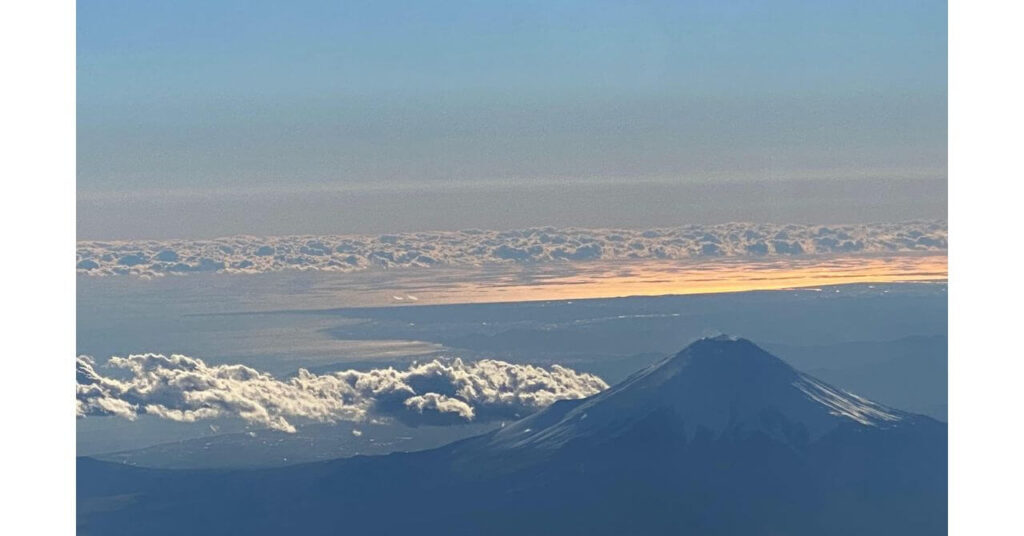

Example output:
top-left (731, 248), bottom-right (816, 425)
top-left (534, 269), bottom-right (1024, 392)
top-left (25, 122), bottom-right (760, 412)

top-left (479, 336), bottom-right (914, 456)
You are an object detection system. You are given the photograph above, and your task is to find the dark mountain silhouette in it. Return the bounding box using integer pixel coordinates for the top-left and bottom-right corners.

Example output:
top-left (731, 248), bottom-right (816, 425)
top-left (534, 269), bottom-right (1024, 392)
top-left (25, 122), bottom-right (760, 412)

top-left (78, 337), bottom-right (946, 535)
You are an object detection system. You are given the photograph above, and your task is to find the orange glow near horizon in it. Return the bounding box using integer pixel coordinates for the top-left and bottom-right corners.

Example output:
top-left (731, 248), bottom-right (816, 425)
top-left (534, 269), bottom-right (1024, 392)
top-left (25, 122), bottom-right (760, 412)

top-left (378, 254), bottom-right (948, 306)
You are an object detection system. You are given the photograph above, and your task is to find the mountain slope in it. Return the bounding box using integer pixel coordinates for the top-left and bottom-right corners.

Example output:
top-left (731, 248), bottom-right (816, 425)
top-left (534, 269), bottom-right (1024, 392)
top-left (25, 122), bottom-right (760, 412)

top-left (79, 337), bottom-right (946, 535)
top-left (480, 335), bottom-right (906, 452)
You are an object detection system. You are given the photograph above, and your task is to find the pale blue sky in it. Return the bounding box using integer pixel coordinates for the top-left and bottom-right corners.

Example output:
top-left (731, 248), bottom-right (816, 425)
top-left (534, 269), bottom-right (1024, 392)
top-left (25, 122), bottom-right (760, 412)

top-left (77, 1), bottom-right (946, 237)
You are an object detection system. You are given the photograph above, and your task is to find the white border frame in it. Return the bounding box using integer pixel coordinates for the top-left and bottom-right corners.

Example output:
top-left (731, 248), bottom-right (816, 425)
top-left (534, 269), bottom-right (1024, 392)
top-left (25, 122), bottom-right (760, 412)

top-left (5, 1), bottom-right (1024, 534)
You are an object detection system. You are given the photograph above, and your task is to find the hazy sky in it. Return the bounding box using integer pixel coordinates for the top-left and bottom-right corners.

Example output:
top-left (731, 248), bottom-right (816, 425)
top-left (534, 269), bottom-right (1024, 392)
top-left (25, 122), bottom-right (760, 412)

top-left (78, 1), bottom-right (946, 238)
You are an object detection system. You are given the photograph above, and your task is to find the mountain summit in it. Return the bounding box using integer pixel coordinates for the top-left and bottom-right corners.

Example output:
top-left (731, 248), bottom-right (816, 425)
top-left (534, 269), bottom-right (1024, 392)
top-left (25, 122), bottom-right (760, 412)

top-left (79, 337), bottom-right (946, 536)
top-left (484, 336), bottom-right (908, 454)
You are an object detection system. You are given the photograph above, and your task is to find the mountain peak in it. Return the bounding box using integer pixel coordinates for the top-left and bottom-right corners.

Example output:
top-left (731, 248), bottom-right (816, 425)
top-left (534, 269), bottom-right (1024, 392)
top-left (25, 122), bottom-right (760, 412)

top-left (671, 335), bottom-right (784, 362)
top-left (650, 335), bottom-right (799, 389)
top-left (679, 334), bottom-right (774, 355)
top-left (487, 336), bottom-right (907, 451)
top-left (675, 334), bottom-right (776, 357)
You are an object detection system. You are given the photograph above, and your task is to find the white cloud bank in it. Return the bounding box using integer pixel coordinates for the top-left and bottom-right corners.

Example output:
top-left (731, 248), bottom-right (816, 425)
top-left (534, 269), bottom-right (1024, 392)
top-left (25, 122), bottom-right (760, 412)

top-left (76, 221), bottom-right (947, 278)
top-left (76, 354), bottom-right (609, 432)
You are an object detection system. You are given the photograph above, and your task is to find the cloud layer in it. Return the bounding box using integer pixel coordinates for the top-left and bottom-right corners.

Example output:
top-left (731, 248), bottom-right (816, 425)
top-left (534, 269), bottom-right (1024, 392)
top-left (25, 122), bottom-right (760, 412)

top-left (77, 221), bottom-right (947, 278)
top-left (76, 354), bottom-right (609, 432)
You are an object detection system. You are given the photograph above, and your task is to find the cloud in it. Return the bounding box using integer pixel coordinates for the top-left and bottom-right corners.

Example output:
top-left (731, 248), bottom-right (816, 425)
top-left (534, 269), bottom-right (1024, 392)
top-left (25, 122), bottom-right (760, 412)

top-left (76, 354), bottom-right (609, 432)
top-left (76, 221), bottom-right (947, 278)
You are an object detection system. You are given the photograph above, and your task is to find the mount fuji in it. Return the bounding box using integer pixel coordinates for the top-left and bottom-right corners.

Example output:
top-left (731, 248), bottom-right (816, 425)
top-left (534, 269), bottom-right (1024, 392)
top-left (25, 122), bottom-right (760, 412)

top-left (78, 336), bottom-right (946, 535)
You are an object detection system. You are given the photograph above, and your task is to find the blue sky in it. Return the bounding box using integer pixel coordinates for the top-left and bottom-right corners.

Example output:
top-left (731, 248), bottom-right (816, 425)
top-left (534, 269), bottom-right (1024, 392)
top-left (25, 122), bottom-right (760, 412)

top-left (78, 1), bottom-right (946, 191)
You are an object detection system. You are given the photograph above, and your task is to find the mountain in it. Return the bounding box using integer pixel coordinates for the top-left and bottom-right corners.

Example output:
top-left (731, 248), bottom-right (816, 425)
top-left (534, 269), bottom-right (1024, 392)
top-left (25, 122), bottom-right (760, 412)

top-left (78, 337), bottom-right (946, 535)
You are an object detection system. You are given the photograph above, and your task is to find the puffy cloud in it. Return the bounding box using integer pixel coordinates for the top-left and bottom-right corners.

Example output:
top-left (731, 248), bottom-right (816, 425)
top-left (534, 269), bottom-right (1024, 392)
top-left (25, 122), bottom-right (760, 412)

top-left (76, 221), bottom-right (947, 278)
top-left (76, 354), bottom-right (608, 432)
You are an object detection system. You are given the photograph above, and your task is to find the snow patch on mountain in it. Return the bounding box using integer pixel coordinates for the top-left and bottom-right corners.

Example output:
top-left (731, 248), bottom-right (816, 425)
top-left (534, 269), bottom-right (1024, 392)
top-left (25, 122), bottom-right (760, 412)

top-left (794, 374), bottom-right (904, 426)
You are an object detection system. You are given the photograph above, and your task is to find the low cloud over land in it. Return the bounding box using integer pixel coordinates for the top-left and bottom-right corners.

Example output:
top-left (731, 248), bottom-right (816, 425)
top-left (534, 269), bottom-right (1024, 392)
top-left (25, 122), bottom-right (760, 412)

top-left (76, 354), bottom-right (609, 432)
top-left (77, 221), bottom-right (947, 278)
